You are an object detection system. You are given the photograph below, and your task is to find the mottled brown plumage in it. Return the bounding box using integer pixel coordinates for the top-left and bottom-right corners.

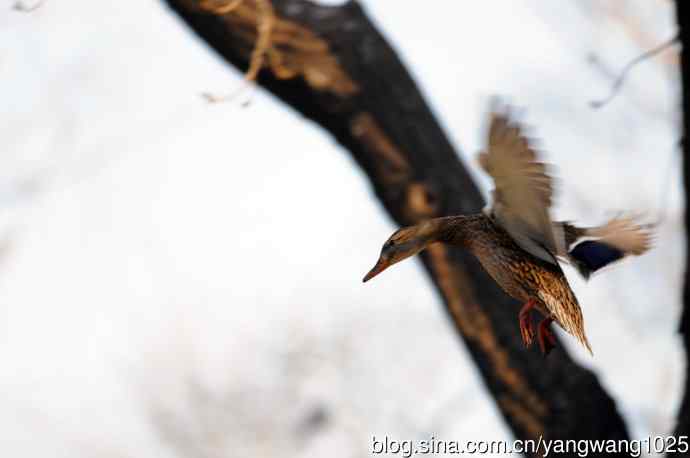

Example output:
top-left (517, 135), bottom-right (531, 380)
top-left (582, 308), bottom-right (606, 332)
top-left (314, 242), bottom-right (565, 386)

top-left (442, 215), bottom-right (589, 352)
top-left (363, 103), bottom-right (653, 356)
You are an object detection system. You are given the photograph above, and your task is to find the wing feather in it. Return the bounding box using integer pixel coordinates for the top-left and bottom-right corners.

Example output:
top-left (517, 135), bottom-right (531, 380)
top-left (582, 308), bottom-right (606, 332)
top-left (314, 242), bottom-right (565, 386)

top-left (480, 105), bottom-right (564, 263)
top-left (560, 217), bottom-right (653, 279)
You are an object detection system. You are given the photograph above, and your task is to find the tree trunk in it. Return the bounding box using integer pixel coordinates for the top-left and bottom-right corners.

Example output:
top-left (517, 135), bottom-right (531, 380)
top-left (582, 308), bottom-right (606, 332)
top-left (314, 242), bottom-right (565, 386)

top-left (164, 0), bottom-right (630, 452)
top-left (671, 2), bottom-right (690, 453)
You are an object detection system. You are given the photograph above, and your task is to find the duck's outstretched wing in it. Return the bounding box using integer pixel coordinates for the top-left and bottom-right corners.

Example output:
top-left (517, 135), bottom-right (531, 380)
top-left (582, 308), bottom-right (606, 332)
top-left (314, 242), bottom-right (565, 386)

top-left (479, 105), bottom-right (564, 264)
top-left (560, 216), bottom-right (653, 279)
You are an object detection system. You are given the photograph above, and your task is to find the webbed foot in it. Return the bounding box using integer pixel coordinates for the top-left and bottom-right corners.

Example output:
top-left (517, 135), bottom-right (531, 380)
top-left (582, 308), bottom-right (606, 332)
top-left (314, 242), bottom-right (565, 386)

top-left (518, 299), bottom-right (536, 348)
top-left (537, 317), bottom-right (556, 356)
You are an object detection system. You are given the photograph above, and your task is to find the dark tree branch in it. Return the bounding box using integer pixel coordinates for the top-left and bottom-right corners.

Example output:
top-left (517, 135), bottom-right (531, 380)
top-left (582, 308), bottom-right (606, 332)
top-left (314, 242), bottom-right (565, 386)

top-left (164, 0), bottom-right (630, 452)
top-left (671, 2), bottom-right (690, 452)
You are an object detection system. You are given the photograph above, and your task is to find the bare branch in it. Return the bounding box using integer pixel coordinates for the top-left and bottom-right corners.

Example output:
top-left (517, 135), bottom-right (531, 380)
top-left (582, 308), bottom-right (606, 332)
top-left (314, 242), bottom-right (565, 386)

top-left (590, 33), bottom-right (679, 109)
top-left (12, 0), bottom-right (44, 12)
top-left (198, 0), bottom-right (275, 103)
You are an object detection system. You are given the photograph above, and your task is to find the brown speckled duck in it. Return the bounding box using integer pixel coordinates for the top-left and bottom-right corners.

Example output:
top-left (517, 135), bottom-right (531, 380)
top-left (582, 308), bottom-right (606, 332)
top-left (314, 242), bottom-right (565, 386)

top-left (363, 105), bottom-right (652, 356)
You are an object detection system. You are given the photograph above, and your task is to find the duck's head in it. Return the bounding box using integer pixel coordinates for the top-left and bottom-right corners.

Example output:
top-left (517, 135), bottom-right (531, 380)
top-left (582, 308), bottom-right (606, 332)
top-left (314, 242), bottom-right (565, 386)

top-left (362, 222), bottom-right (438, 282)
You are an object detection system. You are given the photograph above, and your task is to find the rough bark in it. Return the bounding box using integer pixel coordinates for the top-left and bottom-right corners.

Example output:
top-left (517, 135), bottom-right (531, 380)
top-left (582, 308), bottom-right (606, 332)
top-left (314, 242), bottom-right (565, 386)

top-left (671, 2), bottom-right (690, 452)
top-left (164, 0), bottom-right (630, 452)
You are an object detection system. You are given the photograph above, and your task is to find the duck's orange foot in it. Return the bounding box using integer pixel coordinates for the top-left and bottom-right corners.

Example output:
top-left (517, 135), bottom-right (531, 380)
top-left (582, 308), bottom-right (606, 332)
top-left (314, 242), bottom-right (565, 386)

top-left (518, 299), bottom-right (536, 348)
top-left (537, 317), bottom-right (556, 356)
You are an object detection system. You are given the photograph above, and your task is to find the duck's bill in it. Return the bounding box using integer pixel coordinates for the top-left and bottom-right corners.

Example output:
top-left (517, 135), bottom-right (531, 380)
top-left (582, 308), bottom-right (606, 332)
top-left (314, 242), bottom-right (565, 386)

top-left (362, 258), bottom-right (389, 282)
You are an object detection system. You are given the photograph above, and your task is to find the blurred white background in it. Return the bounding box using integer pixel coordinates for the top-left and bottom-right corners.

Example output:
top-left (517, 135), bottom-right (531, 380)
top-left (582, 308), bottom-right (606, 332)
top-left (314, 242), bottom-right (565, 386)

top-left (0, 0), bottom-right (683, 456)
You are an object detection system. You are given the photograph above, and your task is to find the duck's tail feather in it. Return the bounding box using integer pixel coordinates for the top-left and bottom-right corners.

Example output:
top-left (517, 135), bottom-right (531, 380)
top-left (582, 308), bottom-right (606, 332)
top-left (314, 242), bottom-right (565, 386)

top-left (538, 291), bottom-right (593, 355)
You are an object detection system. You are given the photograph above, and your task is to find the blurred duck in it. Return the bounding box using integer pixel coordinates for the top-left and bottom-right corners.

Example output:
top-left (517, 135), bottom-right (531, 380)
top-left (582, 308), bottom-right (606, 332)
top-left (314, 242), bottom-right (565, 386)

top-left (363, 105), bottom-right (652, 356)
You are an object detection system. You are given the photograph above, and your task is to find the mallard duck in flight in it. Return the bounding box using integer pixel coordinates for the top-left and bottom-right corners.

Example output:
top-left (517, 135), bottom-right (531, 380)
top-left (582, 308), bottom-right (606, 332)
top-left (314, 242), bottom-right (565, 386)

top-left (363, 104), bottom-right (652, 355)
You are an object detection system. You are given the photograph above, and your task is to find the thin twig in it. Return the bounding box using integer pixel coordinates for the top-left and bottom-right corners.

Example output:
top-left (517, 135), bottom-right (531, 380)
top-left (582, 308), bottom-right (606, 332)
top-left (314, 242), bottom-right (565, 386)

top-left (200, 0), bottom-right (275, 104)
top-left (591, 33), bottom-right (679, 109)
top-left (12, 0), bottom-right (44, 12)
top-left (200, 0), bottom-right (243, 14)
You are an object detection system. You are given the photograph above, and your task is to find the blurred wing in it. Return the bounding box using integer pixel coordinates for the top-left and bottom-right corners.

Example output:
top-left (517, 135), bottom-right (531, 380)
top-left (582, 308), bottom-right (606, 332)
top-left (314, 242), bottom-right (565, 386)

top-left (563, 217), bottom-right (653, 279)
top-left (479, 107), bottom-right (563, 263)
top-left (585, 216), bottom-right (653, 255)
